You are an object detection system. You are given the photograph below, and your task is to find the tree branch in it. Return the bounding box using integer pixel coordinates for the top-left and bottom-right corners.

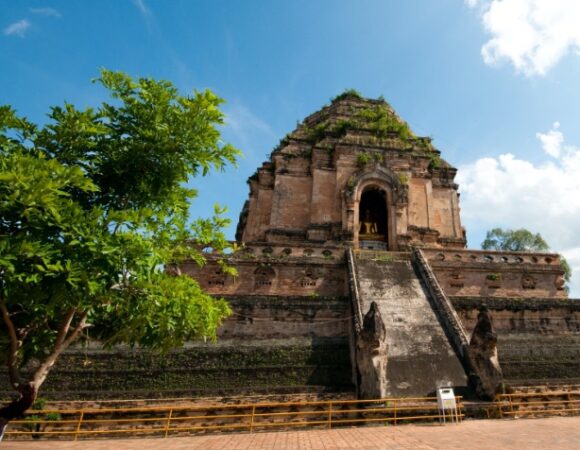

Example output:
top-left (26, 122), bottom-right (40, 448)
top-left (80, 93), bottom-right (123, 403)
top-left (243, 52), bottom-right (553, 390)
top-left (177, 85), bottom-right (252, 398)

top-left (0, 301), bottom-right (24, 389)
top-left (62, 311), bottom-right (89, 349)
top-left (54, 307), bottom-right (76, 348)
top-left (32, 310), bottom-right (89, 388)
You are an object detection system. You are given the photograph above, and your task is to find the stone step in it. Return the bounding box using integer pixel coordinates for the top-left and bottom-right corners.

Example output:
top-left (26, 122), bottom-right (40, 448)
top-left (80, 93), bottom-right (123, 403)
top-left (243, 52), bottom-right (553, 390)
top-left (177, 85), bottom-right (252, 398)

top-left (353, 256), bottom-right (470, 397)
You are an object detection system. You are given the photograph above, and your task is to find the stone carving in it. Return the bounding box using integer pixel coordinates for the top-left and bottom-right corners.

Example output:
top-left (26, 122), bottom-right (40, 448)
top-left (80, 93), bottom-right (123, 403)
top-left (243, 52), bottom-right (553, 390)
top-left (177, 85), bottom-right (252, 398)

top-left (521, 274), bottom-right (536, 290)
top-left (468, 305), bottom-right (502, 400)
top-left (448, 270), bottom-right (464, 287)
top-left (254, 266), bottom-right (275, 288)
top-left (298, 268), bottom-right (318, 287)
top-left (356, 302), bottom-right (388, 399)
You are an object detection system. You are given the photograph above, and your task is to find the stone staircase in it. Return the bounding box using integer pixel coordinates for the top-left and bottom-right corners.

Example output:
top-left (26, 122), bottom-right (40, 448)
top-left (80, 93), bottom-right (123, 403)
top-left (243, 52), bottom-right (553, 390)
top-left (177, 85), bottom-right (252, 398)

top-left (350, 250), bottom-right (470, 397)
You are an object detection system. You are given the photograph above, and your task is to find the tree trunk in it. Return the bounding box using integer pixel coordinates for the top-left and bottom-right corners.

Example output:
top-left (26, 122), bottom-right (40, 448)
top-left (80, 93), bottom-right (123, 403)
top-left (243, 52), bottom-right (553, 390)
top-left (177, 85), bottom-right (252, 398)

top-left (0, 383), bottom-right (37, 440)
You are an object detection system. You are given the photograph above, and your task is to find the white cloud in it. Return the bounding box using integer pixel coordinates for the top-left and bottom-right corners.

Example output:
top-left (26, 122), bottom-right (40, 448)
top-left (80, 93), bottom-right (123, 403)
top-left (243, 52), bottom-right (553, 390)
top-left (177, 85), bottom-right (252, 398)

top-left (30, 7), bottom-right (61, 18)
top-left (536, 122), bottom-right (563, 158)
top-left (457, 122), bottom-right (580, 296)
top-left (467, 0), bottom-right (580, 76)
top-left (132, 0), bottom-right (152, 16)
top-left (3, 19), bottom-right (30, 37)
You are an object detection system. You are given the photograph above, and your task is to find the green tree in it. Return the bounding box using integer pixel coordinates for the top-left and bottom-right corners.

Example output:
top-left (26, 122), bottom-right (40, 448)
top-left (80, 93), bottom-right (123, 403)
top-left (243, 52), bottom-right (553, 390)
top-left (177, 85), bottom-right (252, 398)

top-left (481, 227), bottom-right (571, 286)
top-left (0, 70), bottom-right (240, 434)
top-left (481, 228), bottom-right (549, 252)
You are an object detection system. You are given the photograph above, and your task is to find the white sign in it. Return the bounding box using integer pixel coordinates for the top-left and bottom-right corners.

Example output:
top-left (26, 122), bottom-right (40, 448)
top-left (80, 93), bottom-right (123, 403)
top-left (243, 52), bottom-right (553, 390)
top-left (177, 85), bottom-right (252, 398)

top-left (437, 386), bottom-right (459, 423)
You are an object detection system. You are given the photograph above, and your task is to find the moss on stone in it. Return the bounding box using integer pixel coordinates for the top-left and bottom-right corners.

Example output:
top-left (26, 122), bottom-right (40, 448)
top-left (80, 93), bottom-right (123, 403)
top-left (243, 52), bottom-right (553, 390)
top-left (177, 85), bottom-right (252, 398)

top-left (1, 338), bottom-right (354, 400)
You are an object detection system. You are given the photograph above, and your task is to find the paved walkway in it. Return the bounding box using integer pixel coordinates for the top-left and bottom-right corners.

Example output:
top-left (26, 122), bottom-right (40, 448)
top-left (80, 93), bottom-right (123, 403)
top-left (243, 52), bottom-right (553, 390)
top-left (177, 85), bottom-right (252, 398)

top-left (3, 417), bottom-right (580, 449)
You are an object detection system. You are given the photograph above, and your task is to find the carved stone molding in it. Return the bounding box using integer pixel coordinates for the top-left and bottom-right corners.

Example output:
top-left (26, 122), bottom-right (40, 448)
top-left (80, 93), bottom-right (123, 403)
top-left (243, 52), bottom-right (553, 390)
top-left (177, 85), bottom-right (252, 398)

top-left (344, 164), bottom-right (408, 206)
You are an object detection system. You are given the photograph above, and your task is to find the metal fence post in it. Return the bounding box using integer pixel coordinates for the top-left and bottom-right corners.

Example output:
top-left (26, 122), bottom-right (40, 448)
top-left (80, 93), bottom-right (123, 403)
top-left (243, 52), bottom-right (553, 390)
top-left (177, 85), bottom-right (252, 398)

top-left (249, 405), bottom-right (256, 433)
top-left (328, 402), bottom-right (333, 429)
top-left (74, 411), bottom-right (84, 441)
top-left (164, 409), bottom-right (173, 438)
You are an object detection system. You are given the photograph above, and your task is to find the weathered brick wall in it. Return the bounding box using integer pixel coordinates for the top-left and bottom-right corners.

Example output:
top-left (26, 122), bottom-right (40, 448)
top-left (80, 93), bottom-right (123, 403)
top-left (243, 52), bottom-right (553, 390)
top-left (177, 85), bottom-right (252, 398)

top-left (218, 296), bottom-right (351, 340)
top-left (1, 291), bottom-right (354, 400)
top-left (423, 248), bottom-right (566, 298)
top-left (451, 297), bottom-right (580, 383)
top-left (184, 245), bottom-right (349, 298)
top-left (1, 337), bottom-right (353, 400)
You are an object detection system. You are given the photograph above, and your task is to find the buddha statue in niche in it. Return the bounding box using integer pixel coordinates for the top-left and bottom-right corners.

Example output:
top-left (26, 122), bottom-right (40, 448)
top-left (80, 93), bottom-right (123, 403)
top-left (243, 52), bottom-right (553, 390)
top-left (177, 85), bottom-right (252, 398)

top-left (359, 209), bottom-right (381, 239)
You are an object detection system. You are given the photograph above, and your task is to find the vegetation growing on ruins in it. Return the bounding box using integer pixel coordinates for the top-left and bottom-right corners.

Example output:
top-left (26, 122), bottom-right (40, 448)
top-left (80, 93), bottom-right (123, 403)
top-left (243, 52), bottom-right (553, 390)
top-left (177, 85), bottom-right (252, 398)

top-left (372, 254), bottom-right (395, 263)
top-left (356, 152), bottom-right (372, 167)
top-left (398, 173), bottom-right (409, 185)
top-left (486, 273), bottom-right (502, 281)
top-left (427, 153), bottom-right (442, 170)
top-left (331, 88), bottom-right (363, 102)
top-left (356, 104), bottom-right (412, 139)
top-left (0, 70), bottom-right (239, 431)
top-left (300, 95), bottom-right (436, 155)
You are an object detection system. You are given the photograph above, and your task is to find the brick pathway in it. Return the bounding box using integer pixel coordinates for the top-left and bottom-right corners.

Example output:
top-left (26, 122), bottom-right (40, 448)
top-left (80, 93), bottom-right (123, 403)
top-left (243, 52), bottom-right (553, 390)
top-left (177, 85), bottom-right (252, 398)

top-left (3, 417), bottom-right (580, 449)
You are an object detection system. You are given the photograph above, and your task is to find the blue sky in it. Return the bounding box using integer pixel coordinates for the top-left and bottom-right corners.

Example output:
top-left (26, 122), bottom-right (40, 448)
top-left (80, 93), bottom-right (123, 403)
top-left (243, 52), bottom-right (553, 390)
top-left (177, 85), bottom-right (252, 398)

top-left (2, 0), bottom-right (580, 295)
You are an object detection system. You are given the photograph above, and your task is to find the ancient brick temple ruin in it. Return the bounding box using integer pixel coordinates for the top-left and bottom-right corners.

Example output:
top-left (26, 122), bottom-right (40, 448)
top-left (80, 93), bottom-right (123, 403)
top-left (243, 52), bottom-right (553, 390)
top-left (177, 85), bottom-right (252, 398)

top-left (8, 93), bottom-right (578, 400)
top-left (186, 93), bottom-right (577, 399)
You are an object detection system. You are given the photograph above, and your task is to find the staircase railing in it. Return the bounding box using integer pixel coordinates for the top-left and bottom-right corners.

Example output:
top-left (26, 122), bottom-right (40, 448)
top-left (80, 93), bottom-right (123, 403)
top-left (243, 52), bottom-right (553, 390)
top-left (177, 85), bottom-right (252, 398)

top-left (346, 248), bottom-right (363, 333)
top-left (411, 247), bottom-right (470, 357)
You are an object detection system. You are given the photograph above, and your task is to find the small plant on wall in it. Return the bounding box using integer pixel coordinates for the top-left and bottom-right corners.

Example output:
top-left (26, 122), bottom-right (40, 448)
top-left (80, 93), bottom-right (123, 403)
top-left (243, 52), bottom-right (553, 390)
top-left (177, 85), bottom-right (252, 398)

top-left (398, 173), bottom-right (409, 184)
top-left (356, 152), bottom-right (371, 167)
top-left (347, 176), bottom-right (356, 189)
top-left (332, 89), bottom-right (363, 102)
top-left (428, 153), bottom-right (442, 170)
top-left (486, 273), bottom-right (502, 281)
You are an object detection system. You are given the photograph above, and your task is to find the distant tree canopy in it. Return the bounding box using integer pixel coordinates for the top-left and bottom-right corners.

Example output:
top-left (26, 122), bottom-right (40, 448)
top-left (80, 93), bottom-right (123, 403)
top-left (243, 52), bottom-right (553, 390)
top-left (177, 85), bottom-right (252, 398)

top-left (481, 228), bottom-right (549, 252)
top-left (0, 70), bottom-right (240, 432)
top-left (481, 227), bottom-right (571, 284)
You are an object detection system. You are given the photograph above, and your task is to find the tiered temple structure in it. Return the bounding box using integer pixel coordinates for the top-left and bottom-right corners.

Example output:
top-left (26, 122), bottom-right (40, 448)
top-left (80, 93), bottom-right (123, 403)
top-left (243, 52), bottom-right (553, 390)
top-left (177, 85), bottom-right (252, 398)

top-left (6, 93), bottom-right (578, 400)
top-left (182, 93), bottom-right (576, 399)
top-left (236, 93), bottom-right (466, 251)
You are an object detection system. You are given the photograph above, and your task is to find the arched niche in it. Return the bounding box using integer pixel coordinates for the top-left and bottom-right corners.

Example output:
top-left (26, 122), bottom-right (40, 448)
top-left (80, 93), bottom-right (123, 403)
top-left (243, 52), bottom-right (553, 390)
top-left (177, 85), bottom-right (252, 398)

top-left (345, 165), bottom-right (407, 251)
top-left (359, 187), bottom-right (389, 248)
